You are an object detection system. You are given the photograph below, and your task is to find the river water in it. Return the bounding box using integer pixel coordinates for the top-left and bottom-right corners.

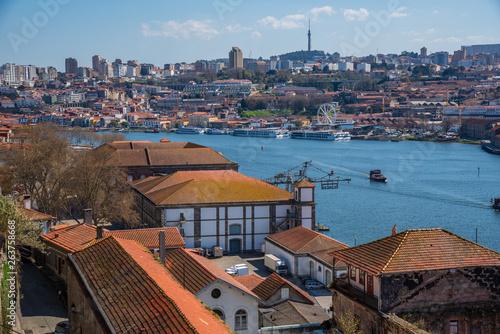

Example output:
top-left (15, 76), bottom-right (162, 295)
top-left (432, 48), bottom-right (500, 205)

top-left (123, 132), bottom-right (500, 252)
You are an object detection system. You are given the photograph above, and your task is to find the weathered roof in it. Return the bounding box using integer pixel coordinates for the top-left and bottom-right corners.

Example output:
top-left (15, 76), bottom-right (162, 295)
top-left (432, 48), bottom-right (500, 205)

top-left (98, 141), bottom-right (237, 168)
top-left (251, 273), bottom-right (314, 304)
top-left (260, 301), bottom-right (330, 326)
top-left (132, 170), bottom-right (293, 206)
top-left (41, 224), bottom-right (184, 252)
top-left (330, 228), bottom-right (500, 275)
top-left (234, 274), bottom-right (264, 291)
top-left (164, 248), bottom-right (259, 299)
top-left (293, 179), bottom-right (316, 188)
top-left (107, 227), bottom-right (185, 249)
top-left (70, 237), bottom-right (231, 334)
top-left (265, 226), bottom-right (348, 254)
top-left (22, 208), bottom-right (55, 221)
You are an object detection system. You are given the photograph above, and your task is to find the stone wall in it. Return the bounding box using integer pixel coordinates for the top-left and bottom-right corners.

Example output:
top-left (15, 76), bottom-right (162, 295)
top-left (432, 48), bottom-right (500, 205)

top-left (332, 288), bottom-right (427, 334)
top-left (380, 267), bottom-right (500, 333)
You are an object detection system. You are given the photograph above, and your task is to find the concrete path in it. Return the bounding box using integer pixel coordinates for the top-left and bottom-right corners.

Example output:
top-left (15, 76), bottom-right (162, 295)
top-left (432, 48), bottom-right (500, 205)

top-left (17, 263), bottom-right (67, 334)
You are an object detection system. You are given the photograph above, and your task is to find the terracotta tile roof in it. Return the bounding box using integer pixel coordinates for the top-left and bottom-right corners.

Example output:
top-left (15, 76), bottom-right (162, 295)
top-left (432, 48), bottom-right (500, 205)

top-left (41, 224), bottom-right (100, 252)
top-left (21, 208), bottom-right (55, 221)
top-left (107, 227), bottom-right (185, 249)
top-left (330, 228), bottom-right (500, 275)
top-left (294, 179), bottom-right (316, 188)
top-left (41, 224), bottom-right (184, 253)
top-left (133, 170), bottom-right (293, 206)
top-left (70, 237), bottom-right (231, 334)
top-left (164, 248), bottom-right (259, 299)
top-left (251, 272), bottom-right (315, 304)
top-left (99, 141), bottom-right (237, 168)
top-left (265, 226), bottom-right (348, 254)
top-left (234, 274), bottom-right (264, 290)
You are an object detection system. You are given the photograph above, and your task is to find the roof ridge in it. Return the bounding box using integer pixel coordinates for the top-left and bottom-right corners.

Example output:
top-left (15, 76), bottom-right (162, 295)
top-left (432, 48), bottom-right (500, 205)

top-left (288, 301), bottom-right (310, 323)
top-left (381, 230), bottom-right (410, 273)
top-left (183, 249), bottom-right (218, 282)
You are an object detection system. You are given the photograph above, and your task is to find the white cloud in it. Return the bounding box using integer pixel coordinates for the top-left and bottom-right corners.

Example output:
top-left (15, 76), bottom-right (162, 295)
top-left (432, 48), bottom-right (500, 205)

top-left (403, 28), bottom-right (435, 37)
top-left (466, 35), bottom-right (500, 43)
top-left (258, 14), bottom-right (307, 29)
top-left (310, 6), bottom-right (336, 20)
top-left (224, 23), bottom-right (251, 33)
top-left (410, 37), bottom-right (425, 43)
top-left (425, 28), bottom-right (436, 34)
top-left (433, 36), bottom-right (462, 43)
top-left (390, 7), bottom-right (408, 18)
top-left (431, 10), bottom-right (439, 15)
top-left (250, 31), bottom-right (262, 39)
top-left (343, 8), bottom-right (369, 21)
top-left (141, 20), bottom-right (219, 40)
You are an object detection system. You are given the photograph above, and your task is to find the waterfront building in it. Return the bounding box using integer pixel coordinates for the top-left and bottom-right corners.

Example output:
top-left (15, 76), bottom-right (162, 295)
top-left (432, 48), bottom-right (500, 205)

top-left (330, 228), bottom-right (500, 334)
top-left (229, 47), bottom-right (243, 69)
top-left (131, 170), bottom-right (316, 252)
top-left (95, 140), bottom-right (239, 181)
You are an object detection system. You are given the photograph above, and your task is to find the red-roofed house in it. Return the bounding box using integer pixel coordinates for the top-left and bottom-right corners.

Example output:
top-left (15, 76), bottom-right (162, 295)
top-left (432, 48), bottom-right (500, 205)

top-left (164, 248), bottom-right (262, 333)
top-left (132, 170), bottom-right (316, 253)
top-left (264, 226), bottom-right (348, 284)
top-left (329, 228), bottom-right (500, 334)
top-left (67, 237), bottom-right (232, 334)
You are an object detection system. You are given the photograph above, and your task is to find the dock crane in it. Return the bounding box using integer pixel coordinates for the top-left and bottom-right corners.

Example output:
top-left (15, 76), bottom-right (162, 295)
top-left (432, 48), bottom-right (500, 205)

top-left (263, 161), bottom-right (351, 192)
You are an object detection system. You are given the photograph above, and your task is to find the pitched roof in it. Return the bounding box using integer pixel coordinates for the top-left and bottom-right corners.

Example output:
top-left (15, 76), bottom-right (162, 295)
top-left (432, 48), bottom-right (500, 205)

top-left (41, 224), bottom-right (184, 252)
top-left (164, 248), bottom-right (259, 299)
top-left (294, 179), bottom-right (316, 188)
top-left (70, 237), bottom-right (231, 334)
top-left (98, 141), bottom-right (237, 168)
top-left (132, 170), bottom-right (293, 205)
top-left (107, 227), bottom-right (185, 249)
top-left (330, 228), bottom-right (500, 275)
top-left (234, 274), bottom-right (264, 291)
top-left (265, 226), bottom-right (348, 254)
top-left (22, 208), bottom-right (55, 221)
top-left (260, 301), bottom-right (330, 326)
top-left (251, 273), bottom-right (314, 304)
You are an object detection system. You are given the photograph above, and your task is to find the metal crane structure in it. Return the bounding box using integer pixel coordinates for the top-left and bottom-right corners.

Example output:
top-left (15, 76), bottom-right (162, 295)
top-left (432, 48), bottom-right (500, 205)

top-left (263, 161), bottom-right (351, 192)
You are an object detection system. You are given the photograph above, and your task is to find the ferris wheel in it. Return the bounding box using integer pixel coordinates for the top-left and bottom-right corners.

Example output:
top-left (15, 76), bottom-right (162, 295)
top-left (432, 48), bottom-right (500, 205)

top-left (315, 103), bottom-right (339, 126)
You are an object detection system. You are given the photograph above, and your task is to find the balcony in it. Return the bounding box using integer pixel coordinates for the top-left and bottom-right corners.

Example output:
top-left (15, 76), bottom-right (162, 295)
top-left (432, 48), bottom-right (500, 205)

top-left (332, 279), bottom-right (379, 310)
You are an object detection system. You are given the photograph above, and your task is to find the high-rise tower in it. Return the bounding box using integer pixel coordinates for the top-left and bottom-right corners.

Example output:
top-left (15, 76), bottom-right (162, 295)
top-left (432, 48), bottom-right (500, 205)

top-left (229, 47), bottom-right (243, 69)
top-left (307, 20), bottom-right (311, 52)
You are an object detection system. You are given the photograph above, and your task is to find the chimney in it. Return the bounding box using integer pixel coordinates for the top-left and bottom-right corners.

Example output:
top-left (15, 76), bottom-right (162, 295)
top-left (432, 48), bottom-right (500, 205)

top-left (96, 226), bottom-right (103, 240)
top-left (83, 208), bottom-right (92, 225)
top-left (392, 224), bottom-right (397, 235)
top-left (23, 195), bottom-right (31, 210)
top-left (159, 230), bottom-right (166, 266)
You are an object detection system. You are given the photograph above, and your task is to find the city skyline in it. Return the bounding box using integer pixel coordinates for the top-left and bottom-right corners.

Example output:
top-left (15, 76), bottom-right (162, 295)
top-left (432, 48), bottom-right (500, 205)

top-left (1, 0), bottom-right (500, 70)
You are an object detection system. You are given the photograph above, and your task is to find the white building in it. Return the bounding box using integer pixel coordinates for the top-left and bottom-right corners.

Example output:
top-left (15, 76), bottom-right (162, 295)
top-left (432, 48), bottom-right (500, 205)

top-left (339, 62), bottom-right (354, 71)
top-left (165, 248), bottom-right (261, 334)
top-left (264, 226), bottom-right (348, 285)
top-left (132, 171), bottom-right (316, 253)
top-left (356, 63), bottom-right (371, 72)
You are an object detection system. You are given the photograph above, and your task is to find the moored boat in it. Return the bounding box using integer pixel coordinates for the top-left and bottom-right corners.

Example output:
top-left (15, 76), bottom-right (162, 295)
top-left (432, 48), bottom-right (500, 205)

top-left (370, 170), bottom-right (387, 183)
top-left (175, 127), bottom-right (204, 134)
top-left (291, 130), bottom-right (351, 141)
top-left (231, 128), bottom-right (289, 138)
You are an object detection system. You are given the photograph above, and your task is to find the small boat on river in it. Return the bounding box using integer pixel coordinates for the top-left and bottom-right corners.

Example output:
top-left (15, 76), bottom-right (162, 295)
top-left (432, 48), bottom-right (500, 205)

top-left (492, 197), bottom-right (500, 211)
top-left (370, 170), bottom-right (387, 183)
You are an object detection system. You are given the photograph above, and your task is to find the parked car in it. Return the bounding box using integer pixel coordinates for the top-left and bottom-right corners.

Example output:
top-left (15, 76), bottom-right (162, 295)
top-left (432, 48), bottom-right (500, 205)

top-left (302, 278), bottom-right (315, 285)
top-left (305, 280), bottom-right (325, 290)
top-left (55, 320), bottom-right (69, 333)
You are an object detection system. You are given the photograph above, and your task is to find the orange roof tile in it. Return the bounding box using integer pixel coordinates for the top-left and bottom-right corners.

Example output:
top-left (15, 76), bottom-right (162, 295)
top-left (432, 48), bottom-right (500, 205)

top-left (107, 227), bottom-right (185, 249)
top-left (164, 248), bottom-right (259, 299)
top-left (71, 237), bottom-right (231, 333)
top-left (265, 226), bottom-right (348, 254)
top-left (233, 274), bottom-right (264, 290)
top-left (132, 170), bottom-right (293, 206)
top-left (330, 228), bottom-right (500, 275)
top-left (294, 179), bottom-right (316, 188)
top-left (21, 208), bottom-right (55, 221)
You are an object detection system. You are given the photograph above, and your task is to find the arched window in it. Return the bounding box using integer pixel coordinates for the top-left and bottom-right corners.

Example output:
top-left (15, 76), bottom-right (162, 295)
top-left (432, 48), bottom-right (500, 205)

top-left (235, 309), bottom-right (247, 330)
top-left (140, 174), bottom-right (146, 179)
top-left (127, 175), bottom-right (133, 182)
top-left (325, 270), bottom-right (332, 286)
top-left (213, 309), bottom-right (225, 320)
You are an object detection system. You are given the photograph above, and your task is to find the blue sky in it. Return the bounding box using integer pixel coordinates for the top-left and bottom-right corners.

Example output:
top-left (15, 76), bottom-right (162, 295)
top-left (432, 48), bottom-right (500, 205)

top-left (1, 0), bottom-right (499, 70)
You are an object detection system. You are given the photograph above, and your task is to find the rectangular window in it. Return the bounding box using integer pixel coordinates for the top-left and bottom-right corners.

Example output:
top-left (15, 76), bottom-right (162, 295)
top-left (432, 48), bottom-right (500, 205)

top-left (359, 270), bottom-right (365, 285)
top-left (350, 266), bottom-right (356, 280)
top-left (281, 288), bottom-right (289, 300)
top-left (449, 320), bottom-right (458, 334)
